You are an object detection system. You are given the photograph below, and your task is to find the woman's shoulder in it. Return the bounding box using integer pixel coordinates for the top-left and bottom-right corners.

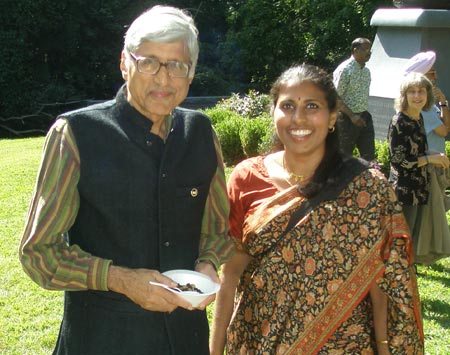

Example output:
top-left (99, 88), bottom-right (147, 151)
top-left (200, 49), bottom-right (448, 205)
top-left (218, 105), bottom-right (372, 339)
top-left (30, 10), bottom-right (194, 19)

top-left (230, 155), bottom-right (268, 182)
top-left (234, 155), bottom-right (264, 171)
top-left (357, 166), bottom-right (395, 196)
top-left (391, 111), bottom-right (404, 123)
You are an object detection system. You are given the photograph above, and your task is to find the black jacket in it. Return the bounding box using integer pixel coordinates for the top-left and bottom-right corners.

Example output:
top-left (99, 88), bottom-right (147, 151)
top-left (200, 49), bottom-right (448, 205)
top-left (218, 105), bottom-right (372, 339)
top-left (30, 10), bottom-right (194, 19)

top-left (53, 86), bottom-right (217, 355)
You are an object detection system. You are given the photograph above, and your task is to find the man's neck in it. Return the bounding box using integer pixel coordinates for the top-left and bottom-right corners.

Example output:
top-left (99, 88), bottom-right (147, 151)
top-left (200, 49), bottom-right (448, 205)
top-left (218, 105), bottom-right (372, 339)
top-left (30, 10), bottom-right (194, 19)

top-left (353, 57), bottom-right (365, 68)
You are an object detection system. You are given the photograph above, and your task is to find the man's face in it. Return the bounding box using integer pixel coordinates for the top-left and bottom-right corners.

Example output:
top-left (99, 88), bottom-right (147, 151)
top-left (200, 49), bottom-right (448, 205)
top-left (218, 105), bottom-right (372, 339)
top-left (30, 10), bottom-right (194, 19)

top-left (120, 41), bottom-right (192, 124)
top-left (425, 68), bottom-right (437, 84)
top-left (353, 42), bottom-right (372, 65)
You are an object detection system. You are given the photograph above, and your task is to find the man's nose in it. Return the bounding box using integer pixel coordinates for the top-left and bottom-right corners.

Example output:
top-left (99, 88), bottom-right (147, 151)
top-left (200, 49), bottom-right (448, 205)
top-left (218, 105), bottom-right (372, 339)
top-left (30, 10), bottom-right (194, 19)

top-left (153, 65), bottom-right (170, 85)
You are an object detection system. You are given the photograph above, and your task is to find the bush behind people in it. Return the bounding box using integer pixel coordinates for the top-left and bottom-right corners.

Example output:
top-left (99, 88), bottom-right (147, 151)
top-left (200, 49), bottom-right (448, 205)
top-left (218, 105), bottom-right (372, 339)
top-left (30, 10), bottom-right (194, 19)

top-left (205, 91), bottom-right (450, 173)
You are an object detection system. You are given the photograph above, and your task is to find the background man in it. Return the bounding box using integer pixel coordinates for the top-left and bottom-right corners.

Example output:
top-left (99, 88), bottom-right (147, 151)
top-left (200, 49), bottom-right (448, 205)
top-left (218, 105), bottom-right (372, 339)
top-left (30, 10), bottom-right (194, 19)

top-left (19, 5), bottom-right (233, 355)
top-left (333, 37), bottom-right (375, 163)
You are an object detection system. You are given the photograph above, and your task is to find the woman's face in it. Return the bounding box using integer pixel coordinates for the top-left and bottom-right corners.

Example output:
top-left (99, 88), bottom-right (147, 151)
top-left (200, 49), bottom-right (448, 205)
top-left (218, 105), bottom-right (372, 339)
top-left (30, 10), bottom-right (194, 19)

top-left (273, 80), bottom-right (336, 160)
top-left (406, 84), bottom-right (428, 112)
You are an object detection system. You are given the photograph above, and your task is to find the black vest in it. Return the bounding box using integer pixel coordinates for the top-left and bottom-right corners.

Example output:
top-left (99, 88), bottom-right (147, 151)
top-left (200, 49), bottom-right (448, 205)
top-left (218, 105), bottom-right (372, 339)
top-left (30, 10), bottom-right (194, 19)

top-left (53, 87), bottom-right (217, 355)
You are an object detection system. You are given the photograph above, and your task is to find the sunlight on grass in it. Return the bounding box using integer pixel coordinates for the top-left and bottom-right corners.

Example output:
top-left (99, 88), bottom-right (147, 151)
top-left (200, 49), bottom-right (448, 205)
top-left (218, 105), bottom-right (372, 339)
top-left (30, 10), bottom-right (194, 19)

top-left (0, 137), bottom-right (64, 354)
top-left (417, 258), bottom-right (450, 355)
top-left (1, 137), bottom-right (449, 354)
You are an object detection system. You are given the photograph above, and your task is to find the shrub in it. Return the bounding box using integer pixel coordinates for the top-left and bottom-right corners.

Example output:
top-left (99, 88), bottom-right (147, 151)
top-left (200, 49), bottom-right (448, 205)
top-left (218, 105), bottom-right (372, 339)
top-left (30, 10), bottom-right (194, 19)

top-left (375, 140), bottom-right (391, 177)
top-left (239, 114), bottom-right (273, 158)
top-left (446, 141), bottom-right (450, 158)
top-left (213, 112), bottom-right (246, 165)
top-left (216, 90), bottom-right (271, 118)
top-left (207, 90), bottom-right (274, 164)
top-left (202, 107), bottom-right (234, 126)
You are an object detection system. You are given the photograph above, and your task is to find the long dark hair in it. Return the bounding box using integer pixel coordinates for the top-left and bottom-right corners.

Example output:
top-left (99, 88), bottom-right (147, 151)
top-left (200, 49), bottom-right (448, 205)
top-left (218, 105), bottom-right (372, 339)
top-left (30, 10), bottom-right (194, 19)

top-left (270, 63), bottom-right (344, 198)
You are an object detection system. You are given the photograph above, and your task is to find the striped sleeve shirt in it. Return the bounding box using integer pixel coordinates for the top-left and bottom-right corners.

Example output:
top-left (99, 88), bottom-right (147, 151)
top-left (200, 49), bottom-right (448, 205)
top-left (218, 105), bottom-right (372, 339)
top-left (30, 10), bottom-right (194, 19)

top-left (19, 117), bottom-right (234, 291)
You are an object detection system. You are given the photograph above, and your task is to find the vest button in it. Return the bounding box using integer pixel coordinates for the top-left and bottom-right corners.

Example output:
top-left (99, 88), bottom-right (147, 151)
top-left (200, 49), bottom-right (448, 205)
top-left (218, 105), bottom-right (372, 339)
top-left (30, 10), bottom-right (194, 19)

top-left (190, 188), bottom-right (198, 197)
top-left (163, 241), bottom-right (170, 247)
top-left (146, 140), bottom-right (152, 146)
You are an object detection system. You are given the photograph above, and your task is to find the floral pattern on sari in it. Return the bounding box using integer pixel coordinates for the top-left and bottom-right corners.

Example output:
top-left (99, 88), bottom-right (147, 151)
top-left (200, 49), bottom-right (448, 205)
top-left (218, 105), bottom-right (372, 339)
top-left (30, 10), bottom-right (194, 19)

top-left (227, 168), bottom-right (424, 355)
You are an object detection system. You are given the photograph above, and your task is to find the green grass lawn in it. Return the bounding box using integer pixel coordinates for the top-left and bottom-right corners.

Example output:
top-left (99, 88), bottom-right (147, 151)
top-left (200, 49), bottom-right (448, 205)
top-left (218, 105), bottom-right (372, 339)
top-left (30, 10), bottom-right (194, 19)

top-left (1, 137), bottom-right (449, 354)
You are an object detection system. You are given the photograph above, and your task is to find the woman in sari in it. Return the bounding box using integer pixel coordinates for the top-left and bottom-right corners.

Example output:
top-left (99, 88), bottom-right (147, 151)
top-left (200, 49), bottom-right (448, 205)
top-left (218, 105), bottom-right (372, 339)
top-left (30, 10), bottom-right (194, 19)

top-left (210, 64), bottom-right (424, 355)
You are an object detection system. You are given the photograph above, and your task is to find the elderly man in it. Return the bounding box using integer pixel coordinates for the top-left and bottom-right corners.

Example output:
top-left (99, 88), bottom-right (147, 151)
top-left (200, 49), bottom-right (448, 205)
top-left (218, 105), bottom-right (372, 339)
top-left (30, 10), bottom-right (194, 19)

top-left (19, 6), bottom-right (233, 355)
top-left (333, 37), bottom-right (375, 163)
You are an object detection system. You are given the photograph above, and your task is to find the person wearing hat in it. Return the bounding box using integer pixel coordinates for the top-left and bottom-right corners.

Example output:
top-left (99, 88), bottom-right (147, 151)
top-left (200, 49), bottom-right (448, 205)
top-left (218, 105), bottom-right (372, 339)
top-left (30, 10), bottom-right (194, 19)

top-left (403, 50), bottom-right (450, 154)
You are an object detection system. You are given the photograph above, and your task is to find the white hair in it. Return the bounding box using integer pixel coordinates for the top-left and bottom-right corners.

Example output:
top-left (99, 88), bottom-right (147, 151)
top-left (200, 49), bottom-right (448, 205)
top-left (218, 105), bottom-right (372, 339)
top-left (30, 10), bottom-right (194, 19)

top-left (123, 6), bottom-right (199, 78)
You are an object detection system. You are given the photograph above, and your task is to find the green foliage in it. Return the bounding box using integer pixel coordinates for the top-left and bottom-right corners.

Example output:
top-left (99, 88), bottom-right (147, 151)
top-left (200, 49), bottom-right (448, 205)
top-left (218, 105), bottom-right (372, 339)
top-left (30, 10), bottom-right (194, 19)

top-left (206, 90), bottom-right (275, 164)
top-left (1, 0), bottom-right (394, 137)
top-left (445, 140), bottom-right (450, 157)
top-left (213, 112), bottom-right (246, 165)
top-left (0, 0), bottom-right (233, 136)
top-left (374, 140), bottom-right (450, 178)
top-left (239, 114), bottom-right (273, 157)
top-left (374, 140), bottom-right (391, 177)
top-left (223, 0), bottom-right (392, 90)
top-left (216, 90), bottom-right (271, 118)
top-left (189, 65), bottom-right (233, 96)
top-left (258, 124), bottom-right (279, 156)
top-left (0, 0), bottom-right (135, 136)
top-left (202, 107), bottom-right (236, 126)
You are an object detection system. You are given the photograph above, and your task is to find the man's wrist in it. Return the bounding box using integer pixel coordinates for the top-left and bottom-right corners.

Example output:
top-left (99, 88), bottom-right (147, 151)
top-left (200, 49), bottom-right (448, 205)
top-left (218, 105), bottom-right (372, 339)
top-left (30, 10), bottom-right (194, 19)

top-left (439, 100), bottom-right (448, 107)
top-left (195, 259), bottom-right (217, 271)
top-left (107, 265), bottom-right (129, 293)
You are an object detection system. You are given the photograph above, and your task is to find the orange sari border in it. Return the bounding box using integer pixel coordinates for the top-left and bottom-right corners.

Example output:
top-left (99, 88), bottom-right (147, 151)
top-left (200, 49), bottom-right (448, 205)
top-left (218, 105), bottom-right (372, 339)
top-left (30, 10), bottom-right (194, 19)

top-left (284, 237), bottom-right (386, 355)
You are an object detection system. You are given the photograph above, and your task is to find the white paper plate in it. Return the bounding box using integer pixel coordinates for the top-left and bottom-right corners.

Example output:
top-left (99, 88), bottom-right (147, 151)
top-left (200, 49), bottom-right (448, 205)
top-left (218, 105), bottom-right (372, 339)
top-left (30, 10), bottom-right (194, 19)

top-left (162, 269), bottom-right (220, 307)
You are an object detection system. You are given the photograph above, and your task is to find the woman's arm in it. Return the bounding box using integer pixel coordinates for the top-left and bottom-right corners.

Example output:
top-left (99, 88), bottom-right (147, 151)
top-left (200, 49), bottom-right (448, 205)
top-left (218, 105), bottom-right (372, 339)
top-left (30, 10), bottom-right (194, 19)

top-left (370, 283), bottom-right (390, 355)
top-left (210, 250), bottom-right (252, 355)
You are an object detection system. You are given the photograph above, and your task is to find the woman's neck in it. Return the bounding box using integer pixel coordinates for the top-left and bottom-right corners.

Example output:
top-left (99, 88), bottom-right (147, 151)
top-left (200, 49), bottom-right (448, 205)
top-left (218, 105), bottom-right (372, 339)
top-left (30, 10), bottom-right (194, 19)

top-left (404, 108), bottom-right (421, 121)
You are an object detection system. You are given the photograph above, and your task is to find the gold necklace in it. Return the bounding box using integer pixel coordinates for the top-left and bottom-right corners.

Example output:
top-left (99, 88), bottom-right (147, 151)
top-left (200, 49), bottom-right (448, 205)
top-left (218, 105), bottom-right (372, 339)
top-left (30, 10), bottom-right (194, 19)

top-left (282, 154), bottom-right (312, 183)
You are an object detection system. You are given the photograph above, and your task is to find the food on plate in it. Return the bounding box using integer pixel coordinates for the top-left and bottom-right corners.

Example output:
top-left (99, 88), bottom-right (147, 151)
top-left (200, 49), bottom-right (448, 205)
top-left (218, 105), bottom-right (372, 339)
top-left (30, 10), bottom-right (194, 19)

top-left (176, 282), bottom-right (203, 294)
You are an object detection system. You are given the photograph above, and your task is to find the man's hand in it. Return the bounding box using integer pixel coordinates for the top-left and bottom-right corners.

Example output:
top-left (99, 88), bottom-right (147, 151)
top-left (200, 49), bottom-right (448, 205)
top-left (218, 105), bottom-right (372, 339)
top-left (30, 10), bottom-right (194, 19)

top-left (433, 86), bottom-right (446, 104)
top-left (107, 265), bottom-right (194, 312)
top-left (194, 261), bottom-right (219, 310)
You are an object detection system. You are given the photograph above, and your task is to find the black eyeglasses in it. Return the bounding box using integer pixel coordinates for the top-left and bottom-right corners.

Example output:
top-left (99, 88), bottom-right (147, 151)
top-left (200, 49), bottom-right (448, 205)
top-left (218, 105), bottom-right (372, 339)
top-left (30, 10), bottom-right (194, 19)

top-left (129, 52), bottom-right (191, 78)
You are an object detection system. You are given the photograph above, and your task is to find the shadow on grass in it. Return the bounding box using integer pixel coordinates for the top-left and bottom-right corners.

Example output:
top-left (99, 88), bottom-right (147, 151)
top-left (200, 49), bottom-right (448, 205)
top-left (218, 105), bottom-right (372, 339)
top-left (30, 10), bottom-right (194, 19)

top-left (421, 298), bottom-right (450, 328)
top-left (428, 262), bottom-right (450, 274)
top-left (417, 272), bottom-right (450, 288)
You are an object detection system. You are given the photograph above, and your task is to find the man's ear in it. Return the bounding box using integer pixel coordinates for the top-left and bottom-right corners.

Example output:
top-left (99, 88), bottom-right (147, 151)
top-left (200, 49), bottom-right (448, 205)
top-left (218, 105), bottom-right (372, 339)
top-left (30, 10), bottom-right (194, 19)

top-left (120, 51), bottom-right (128, 81)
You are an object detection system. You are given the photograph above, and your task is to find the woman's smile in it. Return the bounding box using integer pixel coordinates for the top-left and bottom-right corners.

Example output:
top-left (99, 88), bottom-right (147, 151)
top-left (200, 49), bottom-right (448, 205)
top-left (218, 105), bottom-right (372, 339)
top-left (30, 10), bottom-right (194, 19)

top-left (274, 81), bottom-right (336, 159)
top-left (289, 128), bottom-right (313, 139)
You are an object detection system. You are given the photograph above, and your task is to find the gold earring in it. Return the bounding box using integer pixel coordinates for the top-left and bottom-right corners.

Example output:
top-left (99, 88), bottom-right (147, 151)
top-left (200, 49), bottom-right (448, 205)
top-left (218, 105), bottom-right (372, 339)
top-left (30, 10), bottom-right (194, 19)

top-left (328, 126), bottom-right (335, 133)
